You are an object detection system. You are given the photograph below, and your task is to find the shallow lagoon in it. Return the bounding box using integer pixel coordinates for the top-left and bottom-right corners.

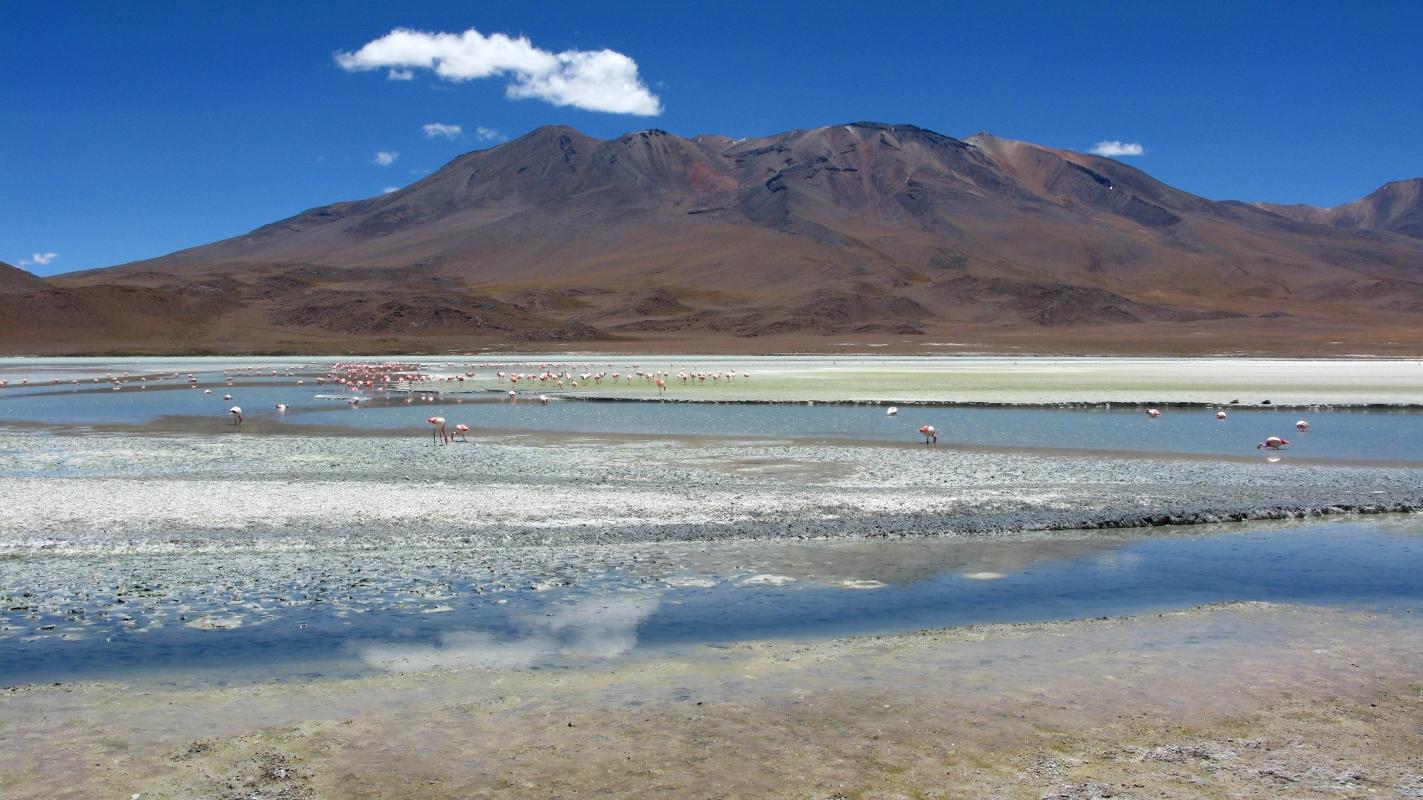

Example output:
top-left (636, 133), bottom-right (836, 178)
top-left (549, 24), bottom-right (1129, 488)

top-left (2, 358), bottom-right (1422, 461)
top-left (2, 516), bottom-right (1419, 684)
top-left (4, 356), bottom-right (1423, 689)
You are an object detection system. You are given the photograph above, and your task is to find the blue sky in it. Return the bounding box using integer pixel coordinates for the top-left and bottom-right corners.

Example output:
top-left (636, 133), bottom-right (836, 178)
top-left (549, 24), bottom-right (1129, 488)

top-left (4, 0), bottom-right (1421, 275)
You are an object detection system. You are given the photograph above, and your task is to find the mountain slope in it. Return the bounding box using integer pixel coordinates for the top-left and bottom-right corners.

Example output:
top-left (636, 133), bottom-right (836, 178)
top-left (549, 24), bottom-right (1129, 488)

top-left (23, 122), bottom-right (1423, 355)
top-left (0, 261), bottom-right (47, 293)
top-left (1256, 178), bottom-right (1423, 240)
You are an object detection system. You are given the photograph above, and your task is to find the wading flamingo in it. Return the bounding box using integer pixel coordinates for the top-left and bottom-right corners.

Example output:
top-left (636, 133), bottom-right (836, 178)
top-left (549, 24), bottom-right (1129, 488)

top-left (887, 406), bottom-right (898, 416)
top-left (427, 416), bottom-right (448, 446)
top-left (1146, 408), bottom-right (1161, 419)
top-left (918, 425), bottom-right (937, 445)
top-left (1216, 410), bottom-right (1227, 420)
top-left (453, 423), bottom-right (470, 443)
top-left (539, 394), bottom-right (549, 406)
top-left (228, 406), bottom-right (243, 428)
top-left (1256, 436), bottom-right (1290, 450)
top-left (1296, 419), bottom-right (1310, 431)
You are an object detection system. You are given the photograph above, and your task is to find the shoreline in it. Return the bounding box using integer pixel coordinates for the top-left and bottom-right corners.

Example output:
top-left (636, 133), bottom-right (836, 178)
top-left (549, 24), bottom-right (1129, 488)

top-left (4, 601), bottom-right (1420, 798)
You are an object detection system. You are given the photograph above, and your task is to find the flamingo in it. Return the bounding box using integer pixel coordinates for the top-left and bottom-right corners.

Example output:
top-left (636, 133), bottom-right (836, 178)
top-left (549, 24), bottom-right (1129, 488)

top-left (453, 423), bottom-right (470, 443)
top-left (1216, 411), bottom-right (1227, 420)
top-left (539, 394), bottom-right (549, 406)
top-left (1146, 408), bottom-right (1161, 418)
top-left (508, 390), bottom-right (517, 403)
top-left (887, 406), bottom-right (899, 416)
top-left (1256, 436), bottom-right (1290, 450)
top-left (918, 425), bottom-right (937, 445)
top-left (427, 416), bottom-right (448, 445)
top-left (223, 394), bottom-right (233, 401)
top-left (228, 406), bottom-right (243, 427)
top-left (275, 403), bottom-right (289, 412)
top-left (1296, 419), bottom-right (1310, 431)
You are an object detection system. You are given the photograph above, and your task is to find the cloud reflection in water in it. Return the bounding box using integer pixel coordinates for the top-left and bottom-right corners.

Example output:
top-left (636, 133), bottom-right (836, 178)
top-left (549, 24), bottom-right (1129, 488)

top-left (359, 592), bottom-right (661, 672)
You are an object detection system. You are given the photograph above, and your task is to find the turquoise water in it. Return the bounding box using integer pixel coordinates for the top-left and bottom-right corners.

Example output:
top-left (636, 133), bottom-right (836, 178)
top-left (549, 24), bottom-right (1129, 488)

top-left (1, 372), bottom-right (1420, 461)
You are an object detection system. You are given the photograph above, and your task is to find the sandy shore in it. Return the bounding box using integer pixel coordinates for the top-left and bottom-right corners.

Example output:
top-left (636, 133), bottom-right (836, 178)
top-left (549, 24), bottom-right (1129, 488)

top-left (2, 602), bottom-right (1419, 799)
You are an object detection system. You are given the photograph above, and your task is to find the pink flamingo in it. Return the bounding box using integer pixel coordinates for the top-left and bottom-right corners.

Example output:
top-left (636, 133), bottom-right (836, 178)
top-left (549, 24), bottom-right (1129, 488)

top-left (1146, 408), bottom-right (1161, 419)
top-left (228, 406), bottom-right (243, 428)
top-left (1216, 411), bottom-right (1227, 420)
top-left (918, 425), bottom-right (937, 445)
top-left (453, 423), bottom-right (470, 443)
top-left (1256, 436), bottom-right (1290, 450)
top-left (1296, 419), bottom-right (1310, 431)
top-left (427, 416), bottom-right (448, 445)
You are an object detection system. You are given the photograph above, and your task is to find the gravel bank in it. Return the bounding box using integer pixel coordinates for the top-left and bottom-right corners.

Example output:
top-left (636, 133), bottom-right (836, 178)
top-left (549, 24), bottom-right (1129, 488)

top-left (1, 432), bottom-right (1419, 553)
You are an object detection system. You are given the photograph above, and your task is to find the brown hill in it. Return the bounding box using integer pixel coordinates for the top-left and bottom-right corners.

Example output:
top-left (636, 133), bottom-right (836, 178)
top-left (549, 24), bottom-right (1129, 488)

top-left (1256, 178), bottom-right (1423, 240)
top-left (13, 122), bottom-right (1423, 355)
top-left (0, 261), bottom-right (47, 293)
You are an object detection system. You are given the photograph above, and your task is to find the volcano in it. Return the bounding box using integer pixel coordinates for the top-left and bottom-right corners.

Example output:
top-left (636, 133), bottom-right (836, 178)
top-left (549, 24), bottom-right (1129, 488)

top-left (10, 122), bottom-right (1423, 355)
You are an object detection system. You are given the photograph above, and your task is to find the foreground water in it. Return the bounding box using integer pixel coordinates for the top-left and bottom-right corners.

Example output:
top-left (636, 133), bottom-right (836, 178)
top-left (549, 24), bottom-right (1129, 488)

top-left (3, 516), bottom-right (1418, 685)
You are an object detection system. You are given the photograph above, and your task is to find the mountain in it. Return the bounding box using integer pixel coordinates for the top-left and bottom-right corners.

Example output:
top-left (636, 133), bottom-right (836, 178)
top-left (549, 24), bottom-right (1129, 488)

top-left (11, 122), bottom-right (1423, 355)
top-left (0, 261), bottom-right (47, 293)
top-left (1256, 178), bottom-right (1423, 240)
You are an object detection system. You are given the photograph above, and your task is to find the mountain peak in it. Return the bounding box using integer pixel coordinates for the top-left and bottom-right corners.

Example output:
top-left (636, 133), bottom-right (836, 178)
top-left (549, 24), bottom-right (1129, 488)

top-left (30, 121), bottom-right (1423, 355)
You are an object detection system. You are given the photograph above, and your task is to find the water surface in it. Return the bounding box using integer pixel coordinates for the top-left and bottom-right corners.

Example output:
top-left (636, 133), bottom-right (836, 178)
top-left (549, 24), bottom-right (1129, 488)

top-left (3, 516), bottom-right (1419, 684)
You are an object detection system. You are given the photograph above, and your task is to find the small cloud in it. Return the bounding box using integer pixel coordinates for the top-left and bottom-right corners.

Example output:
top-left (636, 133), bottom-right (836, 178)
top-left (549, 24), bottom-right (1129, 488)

top-left (18, 251), bottom-right (58, 267)
top-left (335, 27), bottom-right (663, 115)
top-left (387, 68), bottom-right (415, 81)
top-left (372, 150), bottom-right (399, 166)
top-left (474, 126), bottom-right (504, 142)
top-left (1090, 140), bottom-right (1145, 157)
top-left (382, 186), bottom-right (400, 194)
top-left (422, 122), bottom-right (463, 140)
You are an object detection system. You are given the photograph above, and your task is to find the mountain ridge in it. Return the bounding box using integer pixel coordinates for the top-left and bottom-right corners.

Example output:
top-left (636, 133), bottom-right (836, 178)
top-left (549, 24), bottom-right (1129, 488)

top-left (1254, 177), bottom-right (1423, 240)
top-left (0, 260), bottom-right (46, 293)
top-left (12, 122), bottom-right (1423, 355)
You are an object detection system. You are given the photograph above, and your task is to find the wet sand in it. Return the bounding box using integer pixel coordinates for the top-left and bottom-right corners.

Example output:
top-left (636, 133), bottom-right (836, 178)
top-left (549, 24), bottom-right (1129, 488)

top-left (3, 602), bottom-right (1420, 799)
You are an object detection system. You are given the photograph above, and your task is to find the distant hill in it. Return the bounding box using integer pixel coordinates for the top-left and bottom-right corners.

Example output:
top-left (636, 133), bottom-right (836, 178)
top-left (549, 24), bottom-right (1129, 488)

top-left (11, 122), bottom-right (1423, 355)
top-left (0, 260), bottom-right (46, 293)
top-left (1256, 178), bottom-right (1423, 240)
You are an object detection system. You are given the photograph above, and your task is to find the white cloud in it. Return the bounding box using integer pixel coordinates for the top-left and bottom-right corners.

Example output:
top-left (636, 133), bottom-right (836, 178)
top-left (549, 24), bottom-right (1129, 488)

top-left (1090, 140), bottom-right (1146, 157)
top-left (372, 150), bottom-right (399, 166)
top-left (335, 27), bottom-right (663, 116)
top-left (382, 186), bottom-right (400, 194)
top-left (474, 126), bottom-right (504, 142)
top-left (422, 122), bottom-right (463, 140)
top-left (387, 68), bottom-right (415, 81)
top-left (18, 251), bottom-right (58, 267)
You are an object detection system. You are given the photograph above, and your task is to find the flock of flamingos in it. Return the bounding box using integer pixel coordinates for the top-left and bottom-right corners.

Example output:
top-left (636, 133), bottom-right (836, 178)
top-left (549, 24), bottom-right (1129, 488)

top-left (0, 359), bottom-right (1310, 451)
